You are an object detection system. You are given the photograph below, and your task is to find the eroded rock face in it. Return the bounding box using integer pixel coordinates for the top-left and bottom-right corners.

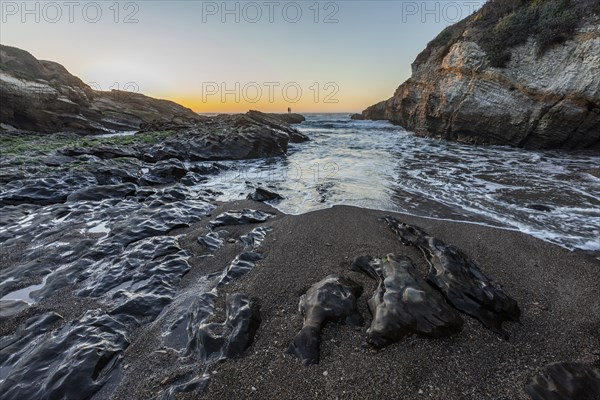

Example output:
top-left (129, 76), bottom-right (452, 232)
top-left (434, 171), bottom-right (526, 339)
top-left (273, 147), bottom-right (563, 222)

top-left (353, 255), bottom-right (463, 349)
top-left (287, 274), bottom-right (363, 365)
top-left (362, 16), bottom-right (600, 149)
top-left (0, 45), bottom-right (201, 133)
top-left (526, 362), bottom-right (600, 400)
top-left (384, 216), bottom-right (521, 338)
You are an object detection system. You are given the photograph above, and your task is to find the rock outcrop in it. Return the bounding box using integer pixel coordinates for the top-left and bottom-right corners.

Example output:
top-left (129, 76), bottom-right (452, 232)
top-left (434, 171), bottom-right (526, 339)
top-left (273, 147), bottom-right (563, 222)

top-left (264, 112), bottom-right (306, 124)
top-left (0, 45), bottom-right (201, 133)
top-left (287, 275), bottom-right (363, 365)
top-left (362, 1), bottom-right (600, 149)
top-left (352, 254), bottom-right (463, 349)
top-left (384, 216), bottom-right (521, 339)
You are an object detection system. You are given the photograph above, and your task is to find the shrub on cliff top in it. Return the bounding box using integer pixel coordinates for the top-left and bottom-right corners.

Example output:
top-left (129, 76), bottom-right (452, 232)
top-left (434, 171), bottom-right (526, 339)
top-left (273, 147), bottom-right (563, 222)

top-left (476, 0), bottom-right (599, 67)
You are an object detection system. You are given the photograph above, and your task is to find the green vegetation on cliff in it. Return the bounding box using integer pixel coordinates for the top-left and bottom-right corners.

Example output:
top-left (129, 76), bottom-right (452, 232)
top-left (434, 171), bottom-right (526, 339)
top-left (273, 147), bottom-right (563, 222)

top-left (478, 0), bottom-right (600, 67)
top-left (420, 0), bottom-right (600, 68)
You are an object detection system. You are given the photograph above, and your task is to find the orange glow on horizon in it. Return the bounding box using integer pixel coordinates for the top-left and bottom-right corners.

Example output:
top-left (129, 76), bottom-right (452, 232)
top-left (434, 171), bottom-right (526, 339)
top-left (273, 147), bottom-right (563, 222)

top-left (164, 96), bottom-right (363, 114)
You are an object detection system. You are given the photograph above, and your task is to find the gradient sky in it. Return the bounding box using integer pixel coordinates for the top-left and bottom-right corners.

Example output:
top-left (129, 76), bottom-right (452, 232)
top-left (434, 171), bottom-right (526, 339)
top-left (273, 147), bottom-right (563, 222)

top-left (1, 0), bottom-right (483, 112)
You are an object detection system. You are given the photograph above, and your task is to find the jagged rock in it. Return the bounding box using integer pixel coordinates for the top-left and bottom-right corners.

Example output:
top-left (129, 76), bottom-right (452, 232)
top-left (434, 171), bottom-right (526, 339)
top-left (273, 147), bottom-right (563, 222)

top-left (353, 254), bottom-right (463, 348)
top-left (383, 216), bottom-right (521, 338)
top-left (139, 159), bottom-right (188, 185)
top-left (62, 144), bottom-right (140, 159)
top-left (526, 362), bottom-right (600, 400)
top-left (361, 7), bottom-right (600, 149)
top-left (197, 232), bottom-right (224, 252)
top-left (0, 310), bottom-right (129, 400)
top-left (0, 173), bottom-right (98, 206)
top-left (246, 110), bottom-right (309, 142)
top-left (240, 227), bottom-right (272, 250)
top-left (66, 183), bottom-right (138, 202)
top-left (526, 204), bottom-right (554, 212)
top-left (287, 274), bottom-right (363, 365)
top-left (350, 255), bottom-right (382, 280)
top-left (142, 116), bottom-right (293, 162)
top-left (209, 209), bottom-right (274, 227)
top-left (187, 293), bottom-right (261, 362)
top-left (350, 113), bottom-right (364, 120)
top-left (214, 252), bottom-right (264, 287)
top-left (247, 187), bottom-right (284, 202)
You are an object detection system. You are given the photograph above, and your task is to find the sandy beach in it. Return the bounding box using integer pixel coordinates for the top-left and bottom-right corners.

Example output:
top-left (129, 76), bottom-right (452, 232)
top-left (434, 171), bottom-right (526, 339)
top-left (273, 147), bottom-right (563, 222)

top-left (107, 200), bottom-right (600, 399)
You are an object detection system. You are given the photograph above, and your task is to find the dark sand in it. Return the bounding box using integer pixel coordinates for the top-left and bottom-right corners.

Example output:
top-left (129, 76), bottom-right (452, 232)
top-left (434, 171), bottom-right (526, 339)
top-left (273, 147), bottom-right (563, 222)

top-left (111, 201), bottom-right (599, 400)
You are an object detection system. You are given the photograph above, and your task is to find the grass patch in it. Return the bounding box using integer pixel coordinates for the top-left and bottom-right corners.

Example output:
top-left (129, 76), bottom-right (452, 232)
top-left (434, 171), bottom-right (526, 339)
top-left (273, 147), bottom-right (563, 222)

top-left (0, 130), bottom-right (173, 157)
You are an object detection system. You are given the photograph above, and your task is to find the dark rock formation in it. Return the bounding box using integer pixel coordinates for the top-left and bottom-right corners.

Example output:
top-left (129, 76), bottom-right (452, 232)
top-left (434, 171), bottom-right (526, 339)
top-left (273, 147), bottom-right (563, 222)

top-left (264, 112), bottom-right (306, 124)
top-left (0, 310), bottom-right (129, 400)
top-left (287, 274), bottom-right (363, 365)
top-left (187, 293), bottom-right (261, 362)
top-left (350, 255), bottom-right (382, 280)
top-left (0, 173), bottom-right (98, 206)
top-left (66, 182), bottom-right (137, 202)
top-left (361, 3), bottom-right (600, 149)
top-left (526, 204), bottom-right (554, 213)
top-left (353, 254), bottom-right (463, 349)
top-left (240, 227), bottom-right (272, 250)
top-left (247, 187), bottom-right (284, 202)
top-left (137, 111), bottom-right (307, 162)
top-left (0, 45), bottom-right (202, 133)
top-left (384, 216), bottom-right (520, 338)
top-left (209, 209), bottom-right (274, 227)
top-left (197, 232), bottom-right (224, 252)
top-left (350, 113), bottom-right (364, 120)
top-left (526, 362), bottom-right (600, 400)
top-left (246, 110), bottom-right (309, 142)
top-left (214, 252), bottom-right (264, 287)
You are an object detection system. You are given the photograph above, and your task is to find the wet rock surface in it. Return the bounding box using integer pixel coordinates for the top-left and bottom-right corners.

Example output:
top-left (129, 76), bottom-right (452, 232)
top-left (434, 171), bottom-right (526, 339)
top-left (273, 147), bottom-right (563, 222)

top-left (384, 216), bottom-right (521, 338)
top-left (209, 209), bottom-right (274, 227)
top-left (187, 293), bottom-right (261, 362)
top-left (287, 275), bottom-right (363, 365)
top-left (0, 197), bottom-right (275, 398)
top-left (247, 187), bottom-right (284, 202)
top-left (197, 232), bottom-right (224, 252)
top-left (355, 254), bottom-right (464, 349)
top-left (526, 362), bottom-right (600, 400)
top-left (0, 310), bottom-right (129, 400)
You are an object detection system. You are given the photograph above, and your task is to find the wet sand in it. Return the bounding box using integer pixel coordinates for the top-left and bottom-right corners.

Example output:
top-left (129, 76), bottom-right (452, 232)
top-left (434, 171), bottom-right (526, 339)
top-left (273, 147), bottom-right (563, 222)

top-left (113, 201), bottom-right (600, 400)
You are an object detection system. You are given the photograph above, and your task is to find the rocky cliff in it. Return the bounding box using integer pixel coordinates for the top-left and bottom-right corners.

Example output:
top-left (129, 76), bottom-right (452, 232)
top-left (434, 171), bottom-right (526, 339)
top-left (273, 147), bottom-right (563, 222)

top-left (0, 45), bottom-right (201, 133)
top-left (362, 0), bottom-right (600, 150)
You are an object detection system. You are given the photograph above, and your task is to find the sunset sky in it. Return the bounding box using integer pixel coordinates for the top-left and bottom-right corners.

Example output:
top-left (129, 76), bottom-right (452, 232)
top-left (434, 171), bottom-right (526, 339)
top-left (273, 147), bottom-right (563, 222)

top-left (1, 1), bottom-right (483, 112)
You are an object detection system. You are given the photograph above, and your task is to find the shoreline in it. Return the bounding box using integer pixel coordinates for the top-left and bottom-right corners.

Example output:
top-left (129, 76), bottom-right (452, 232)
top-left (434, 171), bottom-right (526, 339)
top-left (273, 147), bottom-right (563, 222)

top-left (108, 201), bottom-right (599, 399)
top-left (267, 201), bottom-right (600, 259)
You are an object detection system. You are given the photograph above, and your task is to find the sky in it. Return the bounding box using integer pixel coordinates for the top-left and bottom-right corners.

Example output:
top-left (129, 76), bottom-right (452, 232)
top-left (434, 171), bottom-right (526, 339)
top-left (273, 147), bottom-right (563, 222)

top-left (1, 0), bottom-right (484, 112)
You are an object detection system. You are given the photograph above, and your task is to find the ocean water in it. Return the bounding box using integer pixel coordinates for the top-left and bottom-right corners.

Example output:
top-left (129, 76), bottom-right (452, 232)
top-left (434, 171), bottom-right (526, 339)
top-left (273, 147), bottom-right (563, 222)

top-left (201, 113), bottom-right (600, 253)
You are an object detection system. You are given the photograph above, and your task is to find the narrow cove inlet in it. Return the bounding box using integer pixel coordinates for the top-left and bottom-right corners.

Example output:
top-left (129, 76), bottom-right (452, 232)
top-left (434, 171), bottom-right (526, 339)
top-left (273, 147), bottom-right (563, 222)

top-left (1, 1), bottom-right (599, 399)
